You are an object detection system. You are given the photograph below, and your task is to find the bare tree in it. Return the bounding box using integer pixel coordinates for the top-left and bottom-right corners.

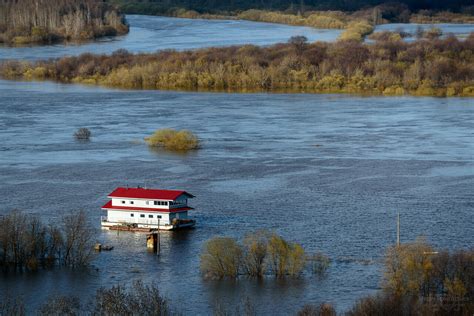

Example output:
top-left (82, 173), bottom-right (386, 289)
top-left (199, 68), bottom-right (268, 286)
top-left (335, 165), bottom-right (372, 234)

top-left (61, 210), bottom-right (95, 267)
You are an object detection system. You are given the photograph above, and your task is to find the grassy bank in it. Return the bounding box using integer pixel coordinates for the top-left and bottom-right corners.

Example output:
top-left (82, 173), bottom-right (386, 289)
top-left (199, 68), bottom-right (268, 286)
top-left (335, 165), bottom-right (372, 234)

top-left (0, 0), bottom-right (129, 46)
top-left (2, 35), bottom-right (473, 97)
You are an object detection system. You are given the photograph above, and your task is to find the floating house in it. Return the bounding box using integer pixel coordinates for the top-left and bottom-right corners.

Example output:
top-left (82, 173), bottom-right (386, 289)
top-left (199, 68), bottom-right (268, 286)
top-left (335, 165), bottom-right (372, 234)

top-left (101, 187), bottom-right (195, 231)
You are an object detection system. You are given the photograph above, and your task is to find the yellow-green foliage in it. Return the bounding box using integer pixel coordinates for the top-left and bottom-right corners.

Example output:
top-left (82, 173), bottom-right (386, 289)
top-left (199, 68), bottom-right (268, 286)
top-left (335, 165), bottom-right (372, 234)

top-left (12, 36), bottom-right (31, 44)
top-left (339, 21), bottom-right (374, 41)
top-left (170, 8), bottom-right (365, 31)
top-left (2, 35), bottom-right (472, 97)
top-left (242, 230), bottom-right (270, 277)
top-left (380, 239), bottom-right (473, 314)
top-left (267, 234), bottom-right (306, 277)
top-left (383, 238), bottom-right (435, 297)
top-left (306, 14), bottom-right (346, 29)
top-left (200, 237), bottom-right (242, 279)
top-left (145, 128), bottom-right (199, 151)
top-left (23, 67), bottom-right (48, 80)
top-left (200, 231), bottom-right (315, 279)
top-left (236, 9), bottom-right (357, 30)
top-left (238, 9), bottom-right (305, 26)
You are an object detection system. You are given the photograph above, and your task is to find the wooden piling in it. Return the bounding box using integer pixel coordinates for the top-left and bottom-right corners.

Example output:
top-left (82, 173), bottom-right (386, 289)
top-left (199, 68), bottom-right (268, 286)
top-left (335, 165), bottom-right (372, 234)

top-left (147, 233), bottom-right (160, 253)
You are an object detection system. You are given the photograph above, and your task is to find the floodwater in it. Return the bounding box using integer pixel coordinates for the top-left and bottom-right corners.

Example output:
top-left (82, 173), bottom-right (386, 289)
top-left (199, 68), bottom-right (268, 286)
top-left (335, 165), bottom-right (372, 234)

top-left (0, 14), bottom-right (473, 315)
top-left (0, 15), bottom-right (341, 61)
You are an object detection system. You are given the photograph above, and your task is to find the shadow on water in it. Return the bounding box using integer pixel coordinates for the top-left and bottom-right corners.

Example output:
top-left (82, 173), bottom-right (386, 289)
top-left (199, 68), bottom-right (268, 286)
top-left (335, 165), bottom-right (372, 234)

top-left (147, 146), bottom-right (200, 158)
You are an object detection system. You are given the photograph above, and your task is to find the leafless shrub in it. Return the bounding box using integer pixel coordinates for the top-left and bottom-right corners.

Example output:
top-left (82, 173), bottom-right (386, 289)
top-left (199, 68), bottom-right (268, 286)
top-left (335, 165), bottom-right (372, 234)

top-left (93, 281), bottom-right (169, 316)
top-left (74, 128), bottom-right (91, 140)
top-left (61, 211), bottom-right (96, 267)
top-left (39, 295), bottom-right (81, 316)
top-left (0, 209), bottom-right (96, 270)
top-left (297, 303), bottom-right (336, 316)
top-left (0, 295), bottom-right (25, 316)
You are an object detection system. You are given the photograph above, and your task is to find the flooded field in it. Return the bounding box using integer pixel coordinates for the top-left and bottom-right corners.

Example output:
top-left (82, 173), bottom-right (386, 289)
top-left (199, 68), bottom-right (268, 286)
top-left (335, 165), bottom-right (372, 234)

top-left (0, 79), bottom-right (473, 314)
top-left (0, 13), bottom-right (473, 315)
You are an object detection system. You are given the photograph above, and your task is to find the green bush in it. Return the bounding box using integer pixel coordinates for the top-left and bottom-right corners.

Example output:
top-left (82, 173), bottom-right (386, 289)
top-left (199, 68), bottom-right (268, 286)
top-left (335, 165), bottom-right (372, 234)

top-left (145, 128), bottom-right (199, 151)
top-left (267, 234), bottom-right (306, 277)
top-left (242, 230), bottom-right (271, 277)
top-left (200, 237), bottom-right (242, 279)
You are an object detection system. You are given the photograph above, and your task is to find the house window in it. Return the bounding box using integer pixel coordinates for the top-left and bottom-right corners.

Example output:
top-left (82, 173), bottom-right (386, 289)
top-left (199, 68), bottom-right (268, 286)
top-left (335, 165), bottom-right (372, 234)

top-left (148, 215), bottom-right (153, 218)
top-left (122, 200), bottom-right (126, 204)
top-left (140, 214), bottom-right (145, 218)
top-left (130, 201), bottom-right (134, 204)
top-left (164, 201), bottom-right (168, 205)
top-left (154, 201), bottom-right (158, 205)
top-left (157, 215), bottom-right (162, 219)
top-left (130, 213), bottom-right (134, 217)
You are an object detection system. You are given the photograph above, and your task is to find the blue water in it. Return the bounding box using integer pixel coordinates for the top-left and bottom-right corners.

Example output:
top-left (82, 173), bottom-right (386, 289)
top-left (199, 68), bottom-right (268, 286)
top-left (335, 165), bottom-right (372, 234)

top-left (0, 14), bottom-right (473, 315)
top-left (0, 15), bottom-right (341, 61)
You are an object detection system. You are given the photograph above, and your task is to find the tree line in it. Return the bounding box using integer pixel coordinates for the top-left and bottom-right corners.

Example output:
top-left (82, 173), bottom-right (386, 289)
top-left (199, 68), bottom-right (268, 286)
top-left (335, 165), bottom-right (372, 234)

top-left (111, 0), bottom-right (474, 15)
top-left (0, 210), bottom-right (96, 270)
top-left (0, 0), bottom-right (129, 45)
top-left (1, 33), bottom-right (473, 97)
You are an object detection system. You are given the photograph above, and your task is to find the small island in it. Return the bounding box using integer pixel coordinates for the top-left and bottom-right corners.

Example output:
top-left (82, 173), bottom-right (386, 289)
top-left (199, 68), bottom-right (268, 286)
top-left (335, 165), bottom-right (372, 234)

top-left (0, 0), bottom-right (129, 45)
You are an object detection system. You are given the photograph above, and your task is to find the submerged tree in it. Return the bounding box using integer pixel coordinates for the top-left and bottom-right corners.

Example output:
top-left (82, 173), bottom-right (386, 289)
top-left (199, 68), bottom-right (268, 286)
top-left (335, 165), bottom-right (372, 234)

top-left (200, 237), bottom-right (242, 279)
top-left (0, 209), bottom-right (96, 270)
top-left (93, 281), bottom-right (169, 315)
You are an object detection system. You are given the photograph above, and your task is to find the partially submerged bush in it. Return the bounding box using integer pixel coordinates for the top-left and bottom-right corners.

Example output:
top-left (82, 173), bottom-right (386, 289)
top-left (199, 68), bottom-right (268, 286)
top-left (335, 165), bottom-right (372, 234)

top-left (0, 296), bottom-right (25, 316)
top-left (310, 252), bottom-right (331, 275)
top-left (200, 237), bottom-right (242, 279)
top-left (297, 303), bottom-right (336, 316)
top-left (74, 127), bottom-right (91, 140)
top-left (242, 230), bottom-right (270, 277)
top-left (39, 295), bottom-right (81, 316)
top-left (201, 231), bottom-right (313, 279)
top-left (93, 281), bottom-right (169, 315)
top-left (267, 234), bottom-right (306, 277)
top-left (145, 128), bottom-right (199, 151)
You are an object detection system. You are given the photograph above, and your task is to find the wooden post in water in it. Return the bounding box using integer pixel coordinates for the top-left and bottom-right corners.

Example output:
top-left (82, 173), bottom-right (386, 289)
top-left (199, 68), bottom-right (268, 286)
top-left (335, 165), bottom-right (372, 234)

top-left (146, 220), bottom-right (161, 253)
top-left (157, 218), bottom-right (161, 253)
top-left (147, 233), bottom-right (158, 252)
top-left (397, 212), bottom-right (400, 247)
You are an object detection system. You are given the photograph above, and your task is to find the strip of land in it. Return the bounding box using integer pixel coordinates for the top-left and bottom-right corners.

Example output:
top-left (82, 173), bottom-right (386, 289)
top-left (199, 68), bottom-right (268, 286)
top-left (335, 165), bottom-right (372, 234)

top-left (1, 35), bottom-right (473, 97)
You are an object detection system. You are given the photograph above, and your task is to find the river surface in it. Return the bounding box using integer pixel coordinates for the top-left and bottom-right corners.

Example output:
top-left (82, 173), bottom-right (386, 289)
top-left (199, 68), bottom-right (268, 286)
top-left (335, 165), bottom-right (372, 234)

top-left (0, 14), bottom-right (473, 315)
top-left (0, 15), bottom-right (341, 61)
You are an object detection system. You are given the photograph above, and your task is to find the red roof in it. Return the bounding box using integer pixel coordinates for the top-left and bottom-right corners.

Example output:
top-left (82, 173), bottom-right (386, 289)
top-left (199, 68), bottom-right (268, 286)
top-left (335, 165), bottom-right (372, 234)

top-left (108, 187), bottom-right (194, 200)
top-left (101, 201), bottom-right (193, 213)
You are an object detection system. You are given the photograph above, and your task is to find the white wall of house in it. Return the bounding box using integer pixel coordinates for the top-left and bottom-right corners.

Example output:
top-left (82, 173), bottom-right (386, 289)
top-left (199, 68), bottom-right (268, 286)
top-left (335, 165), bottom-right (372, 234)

top-left (111, 197), bottom-right (188, 209)
top-left (107, 210), bottom-right (188, 225)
